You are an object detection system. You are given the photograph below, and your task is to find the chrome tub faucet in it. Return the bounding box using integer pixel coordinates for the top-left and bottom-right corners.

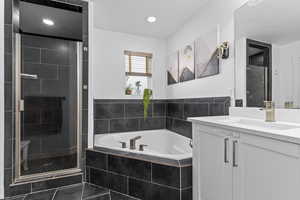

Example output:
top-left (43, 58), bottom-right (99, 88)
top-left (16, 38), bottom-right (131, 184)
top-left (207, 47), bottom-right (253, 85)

top-left (130, 136), bottom-right (142, 150)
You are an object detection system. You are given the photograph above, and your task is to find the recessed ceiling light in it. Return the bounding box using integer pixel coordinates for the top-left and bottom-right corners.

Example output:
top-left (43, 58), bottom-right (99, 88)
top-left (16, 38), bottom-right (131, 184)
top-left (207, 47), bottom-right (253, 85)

top-left (147, 16), bottom-right (157, 23)
top-left (43, 18), bottom-right (54, 26)
top-left (247, 0), bottom-right (264, 7)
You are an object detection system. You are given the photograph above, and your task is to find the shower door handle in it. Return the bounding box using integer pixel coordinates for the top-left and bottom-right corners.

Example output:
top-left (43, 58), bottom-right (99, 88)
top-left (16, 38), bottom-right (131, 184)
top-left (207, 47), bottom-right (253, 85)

top-left (21, 73), bottom-right (38, 80)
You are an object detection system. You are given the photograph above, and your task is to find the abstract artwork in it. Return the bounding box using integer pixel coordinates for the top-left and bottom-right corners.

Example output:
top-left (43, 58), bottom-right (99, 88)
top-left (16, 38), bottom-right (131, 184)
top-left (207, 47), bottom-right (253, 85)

top-left (167, 51), bottom-right (179, 85)
top-left (194, 28), bottom-right (220, 78)
top-left (179, 43), bottom-right (195, 82)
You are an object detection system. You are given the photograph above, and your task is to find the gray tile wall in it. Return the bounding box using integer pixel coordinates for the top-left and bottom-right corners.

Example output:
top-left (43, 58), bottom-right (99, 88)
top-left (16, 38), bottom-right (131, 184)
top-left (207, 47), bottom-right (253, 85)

top-left (4, 0), bottom-right (89, 198)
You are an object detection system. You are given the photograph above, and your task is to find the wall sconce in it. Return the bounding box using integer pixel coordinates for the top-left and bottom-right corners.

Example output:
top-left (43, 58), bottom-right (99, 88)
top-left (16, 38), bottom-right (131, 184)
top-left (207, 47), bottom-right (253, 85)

top-left (219, 42), bottom-right (229, 59)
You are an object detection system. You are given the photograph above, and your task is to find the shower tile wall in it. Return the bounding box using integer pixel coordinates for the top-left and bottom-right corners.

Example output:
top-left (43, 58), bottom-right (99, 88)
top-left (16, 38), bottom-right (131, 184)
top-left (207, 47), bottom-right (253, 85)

top-left (94, 97), bottom-right (230, 139)
top-left (4, 0), bottom-right (89, 198)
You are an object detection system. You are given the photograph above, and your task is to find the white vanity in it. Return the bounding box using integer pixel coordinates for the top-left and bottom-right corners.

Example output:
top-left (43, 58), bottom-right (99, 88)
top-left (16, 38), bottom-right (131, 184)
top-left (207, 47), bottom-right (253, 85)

top-left (190, 108), bottom-right (300, 200)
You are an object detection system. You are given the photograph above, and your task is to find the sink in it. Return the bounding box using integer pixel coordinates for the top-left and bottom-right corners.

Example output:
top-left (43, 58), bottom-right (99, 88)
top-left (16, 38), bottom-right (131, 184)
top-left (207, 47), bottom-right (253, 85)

top-left (219, 118), bottom-right (300, 131)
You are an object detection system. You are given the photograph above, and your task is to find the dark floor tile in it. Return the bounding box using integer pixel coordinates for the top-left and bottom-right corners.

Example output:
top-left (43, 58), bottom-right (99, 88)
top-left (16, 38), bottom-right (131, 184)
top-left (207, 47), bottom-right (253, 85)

top-left (24, 189), bottom-right (56, 200)
top-left (94, 104), bottom-right (124, 119)
top-left (108, 155), bottom-right (151, 180)
top-left (32, 175), bottom-right (82, 192)
top-left (167, 103), bottom-right (184, 119)
top-left (181, 166), bottom-right (192, 188)
top-left (128, 178), bottom-right (180, 200)
top-left (152, 163), bottom-right (180, 188)
top-left (139, 117), bottom-right (165, 130)
top-left (89, 194), bottom-right (110, 200)
top-left (53, 184), bottom-right (82, 200)
top-left (86, 150), bottom-right (107, 170)
top-left (110, 191), bottom-right (139, 200)
top-left (184, 103), bottom-right (209, 118)
top-left (181, 188), bottom-right (192, 200)
top-left (110, 119), bottom-right (139, 133)
top-left (82, 183), bottom-right (109, 199)
top-left (90, 168), bottom-right (128, 194)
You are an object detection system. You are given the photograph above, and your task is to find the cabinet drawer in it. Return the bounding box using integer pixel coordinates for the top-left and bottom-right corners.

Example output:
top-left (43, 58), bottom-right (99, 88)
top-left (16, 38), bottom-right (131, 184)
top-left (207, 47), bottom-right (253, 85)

top-left (240, 133), bottom-right (300, 158)
top-left (194, 124), bottom-right (233, 137)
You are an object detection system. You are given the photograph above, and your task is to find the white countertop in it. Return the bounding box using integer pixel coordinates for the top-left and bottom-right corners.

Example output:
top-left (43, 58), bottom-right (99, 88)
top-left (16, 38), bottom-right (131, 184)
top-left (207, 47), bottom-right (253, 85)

top-left (189, 116), bottom-right (300, 144)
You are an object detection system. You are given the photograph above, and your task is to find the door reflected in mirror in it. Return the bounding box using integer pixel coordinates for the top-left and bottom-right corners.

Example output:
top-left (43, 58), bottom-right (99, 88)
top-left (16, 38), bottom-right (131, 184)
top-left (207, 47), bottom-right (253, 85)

top-left (234, 0), bottom-right (300, 109)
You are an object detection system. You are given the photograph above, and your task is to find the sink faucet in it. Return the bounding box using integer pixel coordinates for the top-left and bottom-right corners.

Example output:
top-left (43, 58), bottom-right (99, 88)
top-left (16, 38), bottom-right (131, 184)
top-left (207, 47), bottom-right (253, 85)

top-left (264, 101), bottom-right (275, 122)
top-left (130, 136), bottom-right (142, 150)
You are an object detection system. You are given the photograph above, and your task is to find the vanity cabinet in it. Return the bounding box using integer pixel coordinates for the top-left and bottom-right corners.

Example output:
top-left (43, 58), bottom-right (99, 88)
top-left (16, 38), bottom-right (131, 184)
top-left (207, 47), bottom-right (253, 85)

top-left (193, 124), bottom-right (300, 200)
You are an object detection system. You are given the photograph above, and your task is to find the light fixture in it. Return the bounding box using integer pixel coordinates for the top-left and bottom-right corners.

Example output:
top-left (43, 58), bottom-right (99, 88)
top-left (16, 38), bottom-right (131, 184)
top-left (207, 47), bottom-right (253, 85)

top-left (146, 16), bottom-right (157, 23)
top-left (43, 18), bottom-right (54, 26)
top-left (247, 0), bottom-right (264, 7)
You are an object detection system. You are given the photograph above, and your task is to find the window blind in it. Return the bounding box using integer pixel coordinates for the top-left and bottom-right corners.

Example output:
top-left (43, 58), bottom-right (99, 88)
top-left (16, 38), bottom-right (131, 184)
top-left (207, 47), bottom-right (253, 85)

top-left (124, 50), bottom-right (152, 77)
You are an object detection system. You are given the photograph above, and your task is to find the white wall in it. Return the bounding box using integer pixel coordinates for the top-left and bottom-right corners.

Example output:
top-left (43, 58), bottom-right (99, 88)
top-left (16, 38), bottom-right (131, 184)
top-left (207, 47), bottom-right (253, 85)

top-left (166, 0), bottom-right (248, 99)
top-left (0, 0), bottom-right (5, 198)
top-left (92, 28), bottom-right (167, 99)
top-left (273, 41), bottom-right (300, 108)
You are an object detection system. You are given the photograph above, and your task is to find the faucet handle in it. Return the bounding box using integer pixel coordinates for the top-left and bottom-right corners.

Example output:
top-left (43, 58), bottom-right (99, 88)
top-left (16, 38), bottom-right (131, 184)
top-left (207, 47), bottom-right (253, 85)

top-left (139, 144), bottom-right (148, 151)
top-left (119, 141), bottom-right (127, 149)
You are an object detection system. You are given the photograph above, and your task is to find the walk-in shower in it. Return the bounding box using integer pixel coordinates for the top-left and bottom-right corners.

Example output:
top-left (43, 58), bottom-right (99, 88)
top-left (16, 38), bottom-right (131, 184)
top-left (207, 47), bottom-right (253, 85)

top-left (14, 0), bottom-right (83, 182)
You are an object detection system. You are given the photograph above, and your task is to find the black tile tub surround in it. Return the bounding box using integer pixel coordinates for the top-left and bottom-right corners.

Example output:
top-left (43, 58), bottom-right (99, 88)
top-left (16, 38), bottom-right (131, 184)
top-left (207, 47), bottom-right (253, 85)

top-left (86, 149), bottom-right (192, 200)
top-left (166, 97), bottom-right (230, 138)
top-left (94, 99), bottom-right (166, 134)
top-left (94, 97), bottom-right (230, 137)
top-left (4, 0), bottom-right (89, 198)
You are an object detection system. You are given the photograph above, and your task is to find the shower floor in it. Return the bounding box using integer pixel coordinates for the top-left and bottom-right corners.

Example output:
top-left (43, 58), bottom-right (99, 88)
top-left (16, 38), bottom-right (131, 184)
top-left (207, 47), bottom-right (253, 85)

top-left (5, 183), bottom-right (139, 200)
top-left (21, 154), bottom-right (77, 176)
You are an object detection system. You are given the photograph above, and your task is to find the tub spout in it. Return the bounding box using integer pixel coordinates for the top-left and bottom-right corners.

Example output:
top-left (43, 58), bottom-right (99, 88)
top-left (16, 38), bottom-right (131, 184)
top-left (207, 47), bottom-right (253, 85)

top-left (130, 136), bottom-right (142, 150)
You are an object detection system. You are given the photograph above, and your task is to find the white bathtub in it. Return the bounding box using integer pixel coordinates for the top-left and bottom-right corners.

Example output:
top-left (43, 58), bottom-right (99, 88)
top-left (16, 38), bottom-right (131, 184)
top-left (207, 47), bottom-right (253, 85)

top-left (94, 129), bottom-right (192, 160)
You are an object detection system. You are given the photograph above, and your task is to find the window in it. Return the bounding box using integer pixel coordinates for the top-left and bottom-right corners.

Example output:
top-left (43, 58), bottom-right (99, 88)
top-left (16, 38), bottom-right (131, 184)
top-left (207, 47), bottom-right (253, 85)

top-left (124, 50), bottom-right (152, 96)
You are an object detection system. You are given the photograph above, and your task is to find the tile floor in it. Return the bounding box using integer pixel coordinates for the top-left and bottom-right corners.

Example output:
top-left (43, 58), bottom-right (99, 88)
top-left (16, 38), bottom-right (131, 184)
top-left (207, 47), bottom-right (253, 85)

top-left (5, 183), bottom-right (110, 200)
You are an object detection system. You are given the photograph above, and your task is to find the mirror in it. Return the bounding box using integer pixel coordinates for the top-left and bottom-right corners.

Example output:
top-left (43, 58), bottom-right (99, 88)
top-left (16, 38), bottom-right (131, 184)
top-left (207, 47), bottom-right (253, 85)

top-left (234, 0), bottom-right (300, 109)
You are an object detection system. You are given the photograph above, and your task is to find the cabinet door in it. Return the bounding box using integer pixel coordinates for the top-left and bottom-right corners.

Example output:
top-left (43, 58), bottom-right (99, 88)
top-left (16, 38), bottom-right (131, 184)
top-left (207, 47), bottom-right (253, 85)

top-left (234, 134), bottom-right (300, 200)
top-left (193, 125), bottom-right (233, 200)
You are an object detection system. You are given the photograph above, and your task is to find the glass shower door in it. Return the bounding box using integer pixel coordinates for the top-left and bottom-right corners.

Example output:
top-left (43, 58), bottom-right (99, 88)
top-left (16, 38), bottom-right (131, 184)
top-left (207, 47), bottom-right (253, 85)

top-left (15, 33), bottom-right (82, 180)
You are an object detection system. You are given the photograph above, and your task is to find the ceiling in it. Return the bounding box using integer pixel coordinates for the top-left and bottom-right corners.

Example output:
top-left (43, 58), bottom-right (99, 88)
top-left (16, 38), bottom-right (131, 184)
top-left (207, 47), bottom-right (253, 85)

top-left (20, 1), bottom-right (82, 40)
top-left (93, 0), bottom-right (209, 38)
top-left (235, 0), bottom-right (300, 45)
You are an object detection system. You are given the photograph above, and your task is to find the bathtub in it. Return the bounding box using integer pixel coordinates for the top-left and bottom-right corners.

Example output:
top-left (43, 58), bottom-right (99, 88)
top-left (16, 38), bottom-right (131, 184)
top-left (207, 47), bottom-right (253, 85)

top-left (94, 129), bottom-right (192, 160)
